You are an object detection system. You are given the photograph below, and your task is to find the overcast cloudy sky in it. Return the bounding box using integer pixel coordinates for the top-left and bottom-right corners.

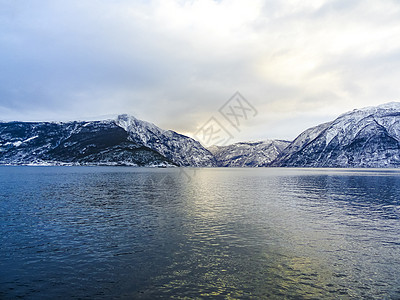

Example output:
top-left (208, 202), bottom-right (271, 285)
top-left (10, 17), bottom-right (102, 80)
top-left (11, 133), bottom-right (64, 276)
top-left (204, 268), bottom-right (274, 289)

top-left (1, 0), bottom-right (400, 141)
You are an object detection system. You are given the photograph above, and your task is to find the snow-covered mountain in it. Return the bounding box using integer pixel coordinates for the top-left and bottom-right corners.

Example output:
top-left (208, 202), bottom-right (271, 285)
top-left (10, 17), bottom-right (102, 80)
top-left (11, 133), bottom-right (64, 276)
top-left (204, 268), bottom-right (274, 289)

top-left (2, 102), bottom-right (400, 168)
top-left (209, 140), bottom-right (290, 167)
top-left (272, 102), bottom-right (400, 167)
top-left (115, 114), bottom-right (216, 166)
top-left (0, 115), bottom-right (216, 167)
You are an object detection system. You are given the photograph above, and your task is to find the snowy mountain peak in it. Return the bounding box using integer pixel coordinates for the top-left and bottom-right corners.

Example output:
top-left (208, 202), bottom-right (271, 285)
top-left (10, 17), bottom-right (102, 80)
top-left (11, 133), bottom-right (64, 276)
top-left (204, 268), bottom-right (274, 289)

top-left (210, 140), bottom-right (290, 167)
top-left (114, 114), bottom-right (215, 167)
top-left (115, 114), bottom-right (163, 135)
top-left (375, 101), bottom-right (400, 110)
top-left (273, 101), bottom-right (400, 167)
top-left (115, 113), bottom-right (138, 125)
top-left (0, 115), bottom-right (216, 167)
top-left (336, 101), bottom-right (400, 119)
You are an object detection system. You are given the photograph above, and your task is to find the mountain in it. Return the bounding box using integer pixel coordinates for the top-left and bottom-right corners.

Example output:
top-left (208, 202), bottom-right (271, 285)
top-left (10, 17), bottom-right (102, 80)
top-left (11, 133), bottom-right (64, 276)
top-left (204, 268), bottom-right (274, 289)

top-left (209, 140), bottom-right (290, 167)
top-left (2, 102), bottom-right (400, 168)
top-left (0, 115), bottom-right (216, 167)
top-left (272, 102), bottom-right (400, 167)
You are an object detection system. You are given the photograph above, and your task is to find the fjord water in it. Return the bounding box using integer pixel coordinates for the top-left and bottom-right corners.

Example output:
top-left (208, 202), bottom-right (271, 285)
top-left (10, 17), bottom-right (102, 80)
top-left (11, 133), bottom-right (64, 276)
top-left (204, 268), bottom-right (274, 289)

top-left (0, 167), bottom-right (399, 299)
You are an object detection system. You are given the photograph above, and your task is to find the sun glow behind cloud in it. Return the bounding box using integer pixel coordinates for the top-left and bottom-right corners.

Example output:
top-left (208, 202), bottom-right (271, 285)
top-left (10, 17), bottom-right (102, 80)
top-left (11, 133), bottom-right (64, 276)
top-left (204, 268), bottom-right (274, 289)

top-left (1, 0), bottom-right (400, 140)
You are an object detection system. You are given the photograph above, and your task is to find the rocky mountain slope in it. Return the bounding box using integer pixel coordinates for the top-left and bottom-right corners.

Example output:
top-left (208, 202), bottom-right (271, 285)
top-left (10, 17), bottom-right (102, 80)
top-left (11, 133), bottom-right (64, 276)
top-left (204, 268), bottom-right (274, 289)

top-left (209, 140), bottom-right (290, 167)
top-left (0, 115), bottom-right (216, 166)
top-left (272, 102), bottom-right (400, 167)
top-left (2, 102), bottom-right (400, 168)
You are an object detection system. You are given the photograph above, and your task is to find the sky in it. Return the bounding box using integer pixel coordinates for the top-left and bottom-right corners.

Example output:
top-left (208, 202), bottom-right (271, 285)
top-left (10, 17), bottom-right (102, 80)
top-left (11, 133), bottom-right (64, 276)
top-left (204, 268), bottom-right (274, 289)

top-left (1, 0), bottom-right (400, 142)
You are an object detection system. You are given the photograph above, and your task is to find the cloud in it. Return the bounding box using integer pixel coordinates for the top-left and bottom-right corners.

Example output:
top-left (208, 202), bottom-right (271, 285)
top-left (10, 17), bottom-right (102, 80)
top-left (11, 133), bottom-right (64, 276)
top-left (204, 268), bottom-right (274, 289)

top-left (1, 0), bottom-right (400, 140)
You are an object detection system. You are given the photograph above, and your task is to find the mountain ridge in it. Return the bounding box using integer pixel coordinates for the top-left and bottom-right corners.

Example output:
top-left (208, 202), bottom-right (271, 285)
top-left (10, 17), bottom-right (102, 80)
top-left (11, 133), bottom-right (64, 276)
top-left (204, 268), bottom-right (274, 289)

top-left (271, 102), bottom-right (400, 167)
top-left (0, 115), bottom-right (216, 167)
top-left (1, 102), bottom-right (400, 167)
top-left (209, 140), bottom-right (290, 167)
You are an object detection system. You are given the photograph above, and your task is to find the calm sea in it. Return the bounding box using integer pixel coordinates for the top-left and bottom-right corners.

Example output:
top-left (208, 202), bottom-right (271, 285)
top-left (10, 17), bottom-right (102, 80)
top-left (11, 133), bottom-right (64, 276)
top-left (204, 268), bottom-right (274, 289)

top-left (0, 166), bottom-right (399, 299)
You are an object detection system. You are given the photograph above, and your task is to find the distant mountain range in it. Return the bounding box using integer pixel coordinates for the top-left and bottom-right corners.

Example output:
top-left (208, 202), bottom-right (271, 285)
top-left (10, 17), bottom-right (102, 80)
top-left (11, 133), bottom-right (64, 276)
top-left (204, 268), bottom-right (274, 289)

top-left (209, 140), bottom-right (290, 167)
top-left (0, 114), bottom-right (215, 167)
top-left (1, 103), bottom-right (400, 167)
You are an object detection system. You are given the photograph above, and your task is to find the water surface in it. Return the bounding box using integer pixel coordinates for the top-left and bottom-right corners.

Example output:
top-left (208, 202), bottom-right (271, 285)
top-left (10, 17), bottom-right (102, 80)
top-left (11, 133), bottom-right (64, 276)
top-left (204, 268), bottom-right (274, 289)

top-left (0, 167), bottom-right (399, 299)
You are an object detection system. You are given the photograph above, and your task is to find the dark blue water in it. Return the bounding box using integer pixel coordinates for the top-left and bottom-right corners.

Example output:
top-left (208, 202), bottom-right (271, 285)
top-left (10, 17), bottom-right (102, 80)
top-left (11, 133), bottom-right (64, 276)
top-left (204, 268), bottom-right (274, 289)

top-left (0, 167), bottom-right (400, 299)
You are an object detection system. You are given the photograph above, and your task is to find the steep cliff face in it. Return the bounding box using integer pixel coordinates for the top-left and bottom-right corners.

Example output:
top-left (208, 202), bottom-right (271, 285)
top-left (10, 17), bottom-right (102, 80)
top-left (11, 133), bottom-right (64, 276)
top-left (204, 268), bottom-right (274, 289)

top-left (0, 115), bottom-right (216, 166)
top-left (115, 115), bottom-right (216, 167)
top-left (209, 140), bottom-right (290, 167)
top-left (272, 103), bottom-right (400, 167)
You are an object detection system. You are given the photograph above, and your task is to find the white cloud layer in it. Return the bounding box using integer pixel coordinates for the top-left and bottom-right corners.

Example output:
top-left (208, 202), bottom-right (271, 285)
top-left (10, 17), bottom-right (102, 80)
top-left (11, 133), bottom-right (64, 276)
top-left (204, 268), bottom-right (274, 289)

top-left (1, 0), bottom-right (400, 140)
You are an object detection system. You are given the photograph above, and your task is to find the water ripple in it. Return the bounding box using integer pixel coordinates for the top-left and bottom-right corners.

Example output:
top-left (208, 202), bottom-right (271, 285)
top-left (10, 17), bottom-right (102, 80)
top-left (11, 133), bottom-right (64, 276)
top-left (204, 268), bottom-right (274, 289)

top-left (0, 167), bottom-right (399, 299)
